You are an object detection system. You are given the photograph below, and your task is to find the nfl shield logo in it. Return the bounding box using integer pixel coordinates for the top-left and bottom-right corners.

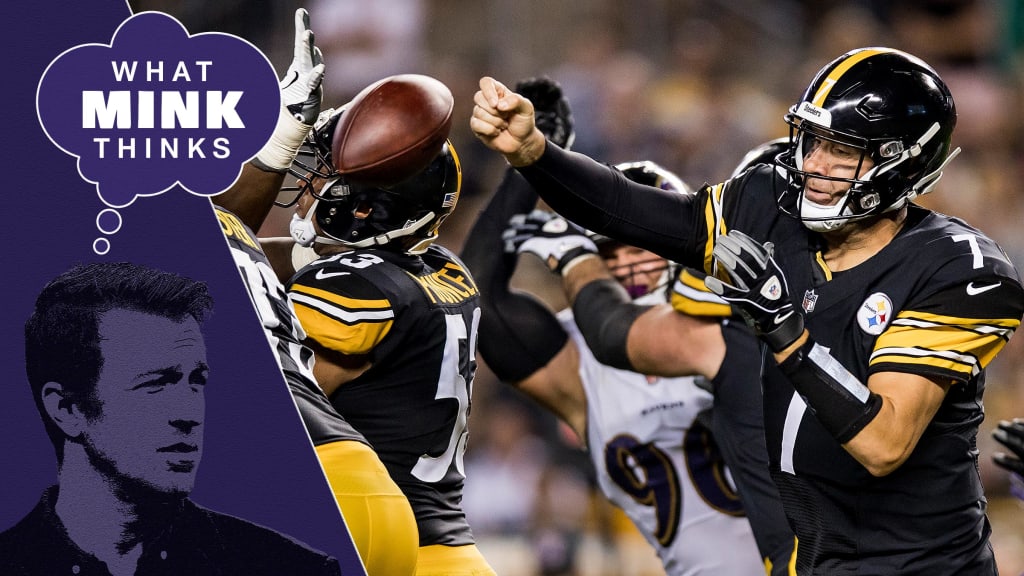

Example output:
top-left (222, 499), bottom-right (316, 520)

top-left (802, 289), bottom-right (818, 313)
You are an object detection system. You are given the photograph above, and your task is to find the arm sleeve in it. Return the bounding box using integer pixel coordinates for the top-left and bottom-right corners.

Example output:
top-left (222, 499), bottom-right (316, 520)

top-left (571, 278), bottom-right (647, 371)
top-left (460, 169), bottom-right (569, 382)
top-left (517, 144), bottom-right (706, 267)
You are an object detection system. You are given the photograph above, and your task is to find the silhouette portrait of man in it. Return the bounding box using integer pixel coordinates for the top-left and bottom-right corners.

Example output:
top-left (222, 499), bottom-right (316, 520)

top-left (0, 262), bottom-right (343, 576)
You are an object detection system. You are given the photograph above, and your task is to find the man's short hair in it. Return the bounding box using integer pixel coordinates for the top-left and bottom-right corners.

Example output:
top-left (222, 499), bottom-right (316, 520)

top-left (24, 262), bottom-right (214, 459)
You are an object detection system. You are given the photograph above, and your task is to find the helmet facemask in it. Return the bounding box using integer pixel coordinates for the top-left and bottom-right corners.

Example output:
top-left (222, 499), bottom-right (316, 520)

top-left (595, 239), bottom-right (672, 299)
top-left (277, 108), bottom-right (344, 208)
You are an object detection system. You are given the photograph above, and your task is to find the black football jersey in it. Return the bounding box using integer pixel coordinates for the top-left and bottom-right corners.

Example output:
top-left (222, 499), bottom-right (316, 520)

top-left (214, 207), bottom-right (367, 447)
top-left (288, 244), bottom-right (480, 547)
top-left (707, 167), bottom-right (1023, 573)
top-left (519, 150), bottom-right (1024, 575)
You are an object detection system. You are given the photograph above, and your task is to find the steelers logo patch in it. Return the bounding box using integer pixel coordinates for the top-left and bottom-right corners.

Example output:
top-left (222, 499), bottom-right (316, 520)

top-left (857, 292), bottom-right (893, 335)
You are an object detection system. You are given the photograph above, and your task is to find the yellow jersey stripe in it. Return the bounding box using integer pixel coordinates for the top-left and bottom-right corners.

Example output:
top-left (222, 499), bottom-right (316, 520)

top-left (293, 303), bottom-right (392, 355)
top-left (703, 183), bottom-right (727, 276)
top-left (291, 283), bottom-right (391, 314)
top-left (763, 537), bottom-right (799, 576)
top-left (891, 310), bottom-right (1019, 337)
top-left (289, 291), bottom-right (394, 325)
top-left (872, 310), bottom-right (1018, 376)
top-left (671, 270), bottom-right (731, 317)
top-left (870, 349), bottom-right (978, 377)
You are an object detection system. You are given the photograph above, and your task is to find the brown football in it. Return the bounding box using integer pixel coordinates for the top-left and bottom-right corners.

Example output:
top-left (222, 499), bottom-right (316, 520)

top-left (332, 74), bottom-right (454, 186)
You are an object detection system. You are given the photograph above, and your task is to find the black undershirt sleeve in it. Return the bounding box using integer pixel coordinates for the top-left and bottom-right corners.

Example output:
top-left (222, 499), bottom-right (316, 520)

top-left (460, 169), bottom-right (569, 382)
top-left (517, 144), bottom-right (702, 267)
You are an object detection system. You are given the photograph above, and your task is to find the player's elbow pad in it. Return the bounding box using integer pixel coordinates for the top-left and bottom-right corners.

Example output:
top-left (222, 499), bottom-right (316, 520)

top-left (572, 279), bottom-right (645, 371)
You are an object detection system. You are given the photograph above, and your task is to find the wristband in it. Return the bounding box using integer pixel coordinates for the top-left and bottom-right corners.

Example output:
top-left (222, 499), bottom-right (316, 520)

top-left (761, 310), bottom-right (805, 353)
top-left (558, 250), bottom-right (600, 276)
top-left (778, 336), bottom-right (882, 444)
top-left (254, 105), bottom-right (313, 173)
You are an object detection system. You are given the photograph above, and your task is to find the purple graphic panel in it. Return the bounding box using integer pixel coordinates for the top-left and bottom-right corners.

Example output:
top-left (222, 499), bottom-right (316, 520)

top-left (1, 2), bottom-right (365, 574)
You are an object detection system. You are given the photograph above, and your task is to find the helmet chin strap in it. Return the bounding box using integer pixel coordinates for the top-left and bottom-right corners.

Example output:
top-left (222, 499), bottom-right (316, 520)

top-left (348, 211), bottom-right (436, 253)
top-left (291, 203), bottom-right (438, 253)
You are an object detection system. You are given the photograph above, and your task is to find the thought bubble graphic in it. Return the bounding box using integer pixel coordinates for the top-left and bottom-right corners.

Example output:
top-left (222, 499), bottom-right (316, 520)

top-left (93, 208), bottom-right (122, 255)
top-left (37, 11), bottom-right (280, 210)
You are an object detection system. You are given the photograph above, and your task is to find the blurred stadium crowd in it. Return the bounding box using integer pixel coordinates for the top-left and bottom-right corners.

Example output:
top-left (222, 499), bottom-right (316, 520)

top-left (133, 0), bottom-right (1024, 573)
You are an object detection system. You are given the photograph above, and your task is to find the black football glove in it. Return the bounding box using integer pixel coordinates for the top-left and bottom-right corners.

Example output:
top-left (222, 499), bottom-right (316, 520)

top-left (503, 210), bottom-right (597, 274)
top-left (704, 230), bottom-right (804, 352)
top-left (514, 77), bottom-right (575, 150)
top-left (994, 419), bottom-right (1024, 502)
top-left (994, 419), bottom-right (1024, 475)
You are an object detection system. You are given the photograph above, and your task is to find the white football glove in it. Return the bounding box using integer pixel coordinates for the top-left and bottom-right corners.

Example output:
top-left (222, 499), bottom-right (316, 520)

top-left (254, 8), bottom-right (326, 173)
top-left (504, 210), bottom-right (598, 275)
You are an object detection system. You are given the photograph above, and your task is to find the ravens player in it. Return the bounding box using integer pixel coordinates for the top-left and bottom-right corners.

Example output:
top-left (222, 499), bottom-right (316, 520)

top-left (212, 9), bottom-right (418, 576)
top-left (464, 142), bottom-right (767, 573)
top-left (243, 69), bottom-right (492, 573)
top-left (472, 47), bottom-right (1024, 575)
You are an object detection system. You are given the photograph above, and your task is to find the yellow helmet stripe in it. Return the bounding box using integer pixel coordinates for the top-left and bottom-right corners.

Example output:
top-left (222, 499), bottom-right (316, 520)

top-left (448, 139), bottom-right (462, 206)
top-left (811, 48), bottom-right (895, 106)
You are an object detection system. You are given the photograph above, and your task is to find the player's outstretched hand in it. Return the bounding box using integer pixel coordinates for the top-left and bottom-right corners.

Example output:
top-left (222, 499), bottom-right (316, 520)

top-left (705, 230), bottom-right (804, 352)
top-left (514, 76), bottom-right (574, 150)
top-left (471, 77), bottom-right (547, 167)
top-left (255, 8), bottom-right (326, 173)
top-left (503, 210), bottom-right (597, 275)
top-left (280, 8), bottom-right (325, 125)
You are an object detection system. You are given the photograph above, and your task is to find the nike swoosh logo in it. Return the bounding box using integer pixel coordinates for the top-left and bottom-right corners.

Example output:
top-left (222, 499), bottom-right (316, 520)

top-left (966, 281), bottom-right (1000, 296)
top-left (315, 269), bottom-right (350, 280)
top-left (773, 311), bottom-right (794, 325)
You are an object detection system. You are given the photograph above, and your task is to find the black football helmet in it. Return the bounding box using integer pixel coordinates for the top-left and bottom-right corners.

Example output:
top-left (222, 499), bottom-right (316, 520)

top-left (284, 107), bottom-right (462, 254)
top-left (314, 142), bottom-right (460, 253)
top-left (730, 137), bottom-right (789, 178)
top-left (776, 47), bottom-right (959, 232)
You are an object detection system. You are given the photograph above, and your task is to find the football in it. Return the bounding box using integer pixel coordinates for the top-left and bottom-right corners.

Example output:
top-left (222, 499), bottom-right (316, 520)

top-left (332, 74), bottom-right (454, 186)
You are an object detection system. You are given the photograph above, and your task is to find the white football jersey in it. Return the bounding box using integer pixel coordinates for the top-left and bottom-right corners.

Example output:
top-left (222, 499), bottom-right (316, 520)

top-left (559, 293), bottom-right (763, 575)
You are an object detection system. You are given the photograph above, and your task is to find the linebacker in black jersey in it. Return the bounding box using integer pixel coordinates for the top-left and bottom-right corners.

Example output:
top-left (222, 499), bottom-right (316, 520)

top-left (219, 28), bottom-right (492, 573)
top-left (281, 129), bottom-right (493, 576)
top-left (472, 48), bottom-right (1024, 575)
top-left (213, 9), bottom-right (418, 576)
